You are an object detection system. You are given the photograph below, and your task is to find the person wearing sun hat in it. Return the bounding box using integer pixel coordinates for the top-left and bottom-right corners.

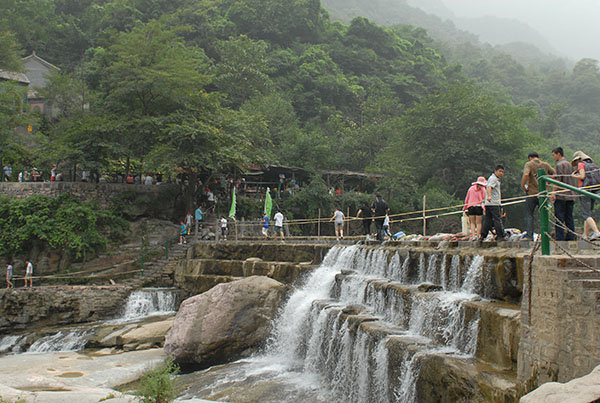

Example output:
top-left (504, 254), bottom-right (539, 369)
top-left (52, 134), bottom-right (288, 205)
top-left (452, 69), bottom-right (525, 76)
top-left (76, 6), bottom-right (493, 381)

top-left (571, 150), bottom-right (600, 240)
top-left (463, 176), bottom-right (488, 238)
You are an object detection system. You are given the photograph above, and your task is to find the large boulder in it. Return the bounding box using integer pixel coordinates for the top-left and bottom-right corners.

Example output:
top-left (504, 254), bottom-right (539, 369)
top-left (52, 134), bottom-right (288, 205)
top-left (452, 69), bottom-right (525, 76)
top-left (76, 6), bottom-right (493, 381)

top-left (164, 276), bottom-right (287, 366)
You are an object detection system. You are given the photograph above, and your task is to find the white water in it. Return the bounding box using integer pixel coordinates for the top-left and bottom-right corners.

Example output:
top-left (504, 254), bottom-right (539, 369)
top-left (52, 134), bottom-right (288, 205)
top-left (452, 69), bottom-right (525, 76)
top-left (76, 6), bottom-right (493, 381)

top-left (28, 329), bottom-right (90, 353)
top-left (182, 245), bottom-right (488, 403)
top-left (119, 288), bottom-right (178, 321)
top-left (0, 288), bottom-right (180, 355)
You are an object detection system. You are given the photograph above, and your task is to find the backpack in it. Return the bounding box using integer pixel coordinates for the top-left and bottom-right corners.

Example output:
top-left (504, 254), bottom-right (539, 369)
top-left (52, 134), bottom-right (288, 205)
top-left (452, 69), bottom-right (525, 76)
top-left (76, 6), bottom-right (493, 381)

top-left (583, 161), bottom-right (600, 189)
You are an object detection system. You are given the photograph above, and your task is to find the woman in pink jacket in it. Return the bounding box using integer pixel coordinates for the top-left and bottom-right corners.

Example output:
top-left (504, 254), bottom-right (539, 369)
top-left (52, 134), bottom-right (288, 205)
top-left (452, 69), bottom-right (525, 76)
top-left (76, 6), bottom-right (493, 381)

top-left (463, 177), bottom-right (488, 238)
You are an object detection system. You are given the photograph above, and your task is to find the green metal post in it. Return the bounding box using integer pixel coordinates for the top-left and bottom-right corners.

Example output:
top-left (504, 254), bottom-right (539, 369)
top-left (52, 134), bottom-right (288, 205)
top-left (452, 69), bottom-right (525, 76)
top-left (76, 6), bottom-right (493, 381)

top-left (165, 239), bottom-right (169, 260)
top-left (538, 168), bottom-right (550, 255)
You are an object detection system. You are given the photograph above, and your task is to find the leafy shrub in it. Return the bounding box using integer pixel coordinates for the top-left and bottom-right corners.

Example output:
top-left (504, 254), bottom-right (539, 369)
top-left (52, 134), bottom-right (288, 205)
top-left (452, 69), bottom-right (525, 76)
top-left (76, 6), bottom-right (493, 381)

top-left (135, 358), bottom-right (180, 403)
top-left (0, 194), bottom-right (128, 260)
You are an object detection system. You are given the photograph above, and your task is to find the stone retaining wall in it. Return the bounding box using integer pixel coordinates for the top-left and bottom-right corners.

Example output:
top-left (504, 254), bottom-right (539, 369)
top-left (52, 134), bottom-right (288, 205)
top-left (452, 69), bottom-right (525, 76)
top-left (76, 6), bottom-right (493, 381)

top-left (0, 182), bottom-right (181, 218)
top-left (518, 255), bottom-right (600, 390)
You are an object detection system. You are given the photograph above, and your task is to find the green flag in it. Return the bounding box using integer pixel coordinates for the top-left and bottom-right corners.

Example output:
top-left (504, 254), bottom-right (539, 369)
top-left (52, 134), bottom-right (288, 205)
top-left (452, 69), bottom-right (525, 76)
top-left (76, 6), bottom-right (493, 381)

top-left (228, 188), bottom-right (236, 220)
top-left (264, 187), bottom-right (272, 218)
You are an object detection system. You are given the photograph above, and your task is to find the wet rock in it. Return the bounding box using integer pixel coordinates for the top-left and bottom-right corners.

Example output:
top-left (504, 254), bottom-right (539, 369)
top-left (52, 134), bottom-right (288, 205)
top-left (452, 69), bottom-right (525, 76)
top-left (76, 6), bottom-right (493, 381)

top-left (417, 283), bottom-right (443, 292)
top-left (119, 318), bottom-right (173, 348)
top-left (164, 276), bottom-right (286, 367)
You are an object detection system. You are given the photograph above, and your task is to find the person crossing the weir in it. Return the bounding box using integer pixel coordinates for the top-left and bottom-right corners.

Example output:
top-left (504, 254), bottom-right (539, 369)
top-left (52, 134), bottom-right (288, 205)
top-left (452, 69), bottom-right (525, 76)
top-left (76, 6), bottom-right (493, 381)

top-left (356, 202), bottom-right (373, 236)
top-left (521, 152), bottom-right (555, 240)
top-left (571, 151), bottom-right (600, 241)
top-left (273, 210), bottom-right (285, 241)
top-left (480, 165), bottom-right (505, 241)
top-left (372, 194), bottom-right (389, 241)
top-left (463, 176), bottom-right (488, 239)
top-left (24, 260), bottom-right (33, 288)
top-left (262, 213), bottom-right (270, 239)
top-left (550, 147), bottom-right (577, 241)
top-left (331, 208), bottom-right (345, 240)
top-left (6, 263), bottom-right (13, 289)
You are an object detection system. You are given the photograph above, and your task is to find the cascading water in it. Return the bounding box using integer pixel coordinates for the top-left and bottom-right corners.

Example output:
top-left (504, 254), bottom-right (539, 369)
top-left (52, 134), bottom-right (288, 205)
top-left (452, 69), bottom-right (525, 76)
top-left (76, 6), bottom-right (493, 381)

top-left (119, 288), bottom-right (178, 321)
top-left (180, 244), bottom-right (489, 403)
top-left (0, 288), bottom-right (180, 355)
top-left (27, 329), bottom-right (91, 353)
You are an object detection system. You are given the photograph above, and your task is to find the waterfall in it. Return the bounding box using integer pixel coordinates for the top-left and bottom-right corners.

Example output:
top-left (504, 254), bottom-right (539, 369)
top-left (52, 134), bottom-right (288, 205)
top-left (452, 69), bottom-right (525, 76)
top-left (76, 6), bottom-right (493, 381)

top-left (0, 335), bottom-right (23, 354)
top-left (264, 245), bottom-right (484, 402)
top-left (120, 288), bottom-right (178, 321)
top-left (179, 245), bottom-right (494, 403)
top-left (28, 329), bottom-right (90, 353)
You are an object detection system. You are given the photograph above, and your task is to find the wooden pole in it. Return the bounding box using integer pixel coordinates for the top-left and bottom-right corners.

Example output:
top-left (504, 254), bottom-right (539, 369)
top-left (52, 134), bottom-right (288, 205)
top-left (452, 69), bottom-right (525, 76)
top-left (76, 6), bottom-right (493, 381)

top-left (346, 207), bottom-right (350, 236)
top-left (422, 195), bottom-right (427, 236)
top-left (318, 208), bottom-right (321, 237)
top-left (234, 220), bottom-right (238, 241)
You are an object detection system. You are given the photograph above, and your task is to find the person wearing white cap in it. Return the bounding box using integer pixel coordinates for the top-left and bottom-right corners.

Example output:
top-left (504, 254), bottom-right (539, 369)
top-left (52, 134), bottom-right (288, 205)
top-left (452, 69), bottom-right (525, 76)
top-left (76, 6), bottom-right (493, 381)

top-left (463, 176), bottom-right (488, 239)
top-left (571, 151), bottom-right (600, 240)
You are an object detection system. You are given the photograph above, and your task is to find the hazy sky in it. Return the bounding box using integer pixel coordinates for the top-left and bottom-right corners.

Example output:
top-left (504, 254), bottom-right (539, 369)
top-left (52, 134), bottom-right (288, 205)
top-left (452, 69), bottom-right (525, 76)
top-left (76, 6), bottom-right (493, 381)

top-left (442, 0), bottom-right (600, 61)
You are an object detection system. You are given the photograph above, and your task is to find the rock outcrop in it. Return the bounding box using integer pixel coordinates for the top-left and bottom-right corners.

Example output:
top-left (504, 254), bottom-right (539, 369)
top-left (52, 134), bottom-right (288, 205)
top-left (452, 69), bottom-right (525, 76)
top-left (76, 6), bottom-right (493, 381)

top-left (0, 286), bottom-right (132, 333)
top-left (164, 276), bottom-right (287, 367)
top-left (521, 364), bottom-right (600, 403)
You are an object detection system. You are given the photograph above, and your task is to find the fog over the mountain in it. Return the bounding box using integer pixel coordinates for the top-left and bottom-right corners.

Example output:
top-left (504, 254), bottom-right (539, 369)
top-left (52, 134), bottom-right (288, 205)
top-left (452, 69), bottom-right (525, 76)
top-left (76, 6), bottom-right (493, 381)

top-left (437, 0), bottom-right (600, 62)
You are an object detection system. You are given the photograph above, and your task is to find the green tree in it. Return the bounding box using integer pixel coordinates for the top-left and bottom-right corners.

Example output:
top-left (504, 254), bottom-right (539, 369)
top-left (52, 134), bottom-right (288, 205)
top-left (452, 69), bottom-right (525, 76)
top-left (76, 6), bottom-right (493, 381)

top-left (379, 82), bottom-right (536, 197)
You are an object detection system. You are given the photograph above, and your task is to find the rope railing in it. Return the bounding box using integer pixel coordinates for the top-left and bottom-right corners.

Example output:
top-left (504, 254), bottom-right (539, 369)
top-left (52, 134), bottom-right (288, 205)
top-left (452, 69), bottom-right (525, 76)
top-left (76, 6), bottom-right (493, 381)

top-left (226, 184), bottom-right (600, 229)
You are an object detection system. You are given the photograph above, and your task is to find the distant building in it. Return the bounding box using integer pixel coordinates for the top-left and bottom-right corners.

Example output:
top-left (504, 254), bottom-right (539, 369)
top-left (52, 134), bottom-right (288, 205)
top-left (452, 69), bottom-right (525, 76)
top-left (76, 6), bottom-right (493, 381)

top-left (22, 51), bottom-right (60, 116)
top-left (0, 70), bottom-right (30, 112)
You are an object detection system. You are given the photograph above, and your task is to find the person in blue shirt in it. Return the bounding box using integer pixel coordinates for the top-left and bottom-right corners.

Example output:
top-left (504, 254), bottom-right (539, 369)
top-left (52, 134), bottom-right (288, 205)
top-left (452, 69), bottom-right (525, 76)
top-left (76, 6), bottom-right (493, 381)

top-left (262, 213), bottom-right (269, 239)
top-left (179, 220), bottom-right (187, 244)
top-left (194, 206), bottom-right (203, 239)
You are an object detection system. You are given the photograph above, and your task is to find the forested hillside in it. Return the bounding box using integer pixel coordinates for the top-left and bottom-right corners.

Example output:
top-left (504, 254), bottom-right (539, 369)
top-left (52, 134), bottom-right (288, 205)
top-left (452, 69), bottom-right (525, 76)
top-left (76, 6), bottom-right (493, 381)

top-left (1, 0), bottom-right (599, 216)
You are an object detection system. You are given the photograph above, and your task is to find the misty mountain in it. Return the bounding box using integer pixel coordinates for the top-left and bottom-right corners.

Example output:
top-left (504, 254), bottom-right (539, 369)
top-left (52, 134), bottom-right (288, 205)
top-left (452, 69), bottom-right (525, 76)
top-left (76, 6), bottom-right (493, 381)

top-left (322, 0), bottom-right (565, 67)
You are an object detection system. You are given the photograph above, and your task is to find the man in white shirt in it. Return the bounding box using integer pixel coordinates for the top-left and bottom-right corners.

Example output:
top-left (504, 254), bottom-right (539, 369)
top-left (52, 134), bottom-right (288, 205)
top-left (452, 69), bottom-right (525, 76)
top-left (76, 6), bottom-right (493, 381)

top-left (24, 260), bottom-right (33, 288)
top-left (274, 210), bottom-right (285, 241)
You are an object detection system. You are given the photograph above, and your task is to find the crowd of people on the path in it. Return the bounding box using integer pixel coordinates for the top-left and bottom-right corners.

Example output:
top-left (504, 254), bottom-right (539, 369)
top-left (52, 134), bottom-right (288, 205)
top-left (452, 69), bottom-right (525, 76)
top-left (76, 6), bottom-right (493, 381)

top-left (462, 148), bottom-right (600, 242)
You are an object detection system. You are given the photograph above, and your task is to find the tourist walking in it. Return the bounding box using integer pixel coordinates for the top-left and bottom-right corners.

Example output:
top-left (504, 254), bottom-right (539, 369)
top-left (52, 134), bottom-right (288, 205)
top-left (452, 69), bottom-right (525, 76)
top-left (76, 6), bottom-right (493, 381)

top-left (550, 147), bottom-right (577, 241)
top-left (571, 151), bottom-right (600, 240)
top-left (331, 208), bottom-right (345, 240)
top-left (262, 213), bottom-right (270, 239)
top-left (50, 165), bottom-right (57, 182)
top-left (179, 220), bottom-right (187, 244)
top-left (24, 260), bottom-right (33, 288)
top-left (383, 214), bottom-right (392, 239)
top-left (6, 263), bottom-right (13, 289)
top-left (220, 216), bottom-right (228, 240)
top-left (521, 152), bottom-right (555, 239)
top-left (194, 206), bottom-right (203, 240)
top-left (356, 202), bottom-right (373, 236)
top-left (185, 211), bottom-right (193, 235)
top-left (3, 163), bottom-right (12, 182)
top-left (274, 210), bottom-right (285, 241)
top-left (372, 194), bottom-right (389, 241)
top-left (480, 165), bottom-right (506, 241)
top-left (463, 176), bottom-right (488, 239)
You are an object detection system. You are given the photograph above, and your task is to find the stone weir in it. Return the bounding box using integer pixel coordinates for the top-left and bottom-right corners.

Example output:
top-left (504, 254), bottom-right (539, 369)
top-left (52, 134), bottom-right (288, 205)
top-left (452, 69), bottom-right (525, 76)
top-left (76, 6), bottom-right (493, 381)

top-left (173, 241), bottom-right (333, 294)
top-left (173, 240), bottom-right (532, 401)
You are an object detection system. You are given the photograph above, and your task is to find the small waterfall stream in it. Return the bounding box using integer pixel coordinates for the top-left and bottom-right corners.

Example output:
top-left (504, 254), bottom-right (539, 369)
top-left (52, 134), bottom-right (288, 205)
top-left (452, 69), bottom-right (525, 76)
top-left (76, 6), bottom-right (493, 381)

top-left (182, 245), bottom-right (492, 402)
top-left (0, 288), bottom-right (179, 354)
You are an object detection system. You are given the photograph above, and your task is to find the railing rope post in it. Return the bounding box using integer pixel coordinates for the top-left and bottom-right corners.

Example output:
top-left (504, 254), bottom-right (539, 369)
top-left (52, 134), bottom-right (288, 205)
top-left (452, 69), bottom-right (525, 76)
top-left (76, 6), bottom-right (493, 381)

top-left (538, 168), bottom-right (550, 255)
